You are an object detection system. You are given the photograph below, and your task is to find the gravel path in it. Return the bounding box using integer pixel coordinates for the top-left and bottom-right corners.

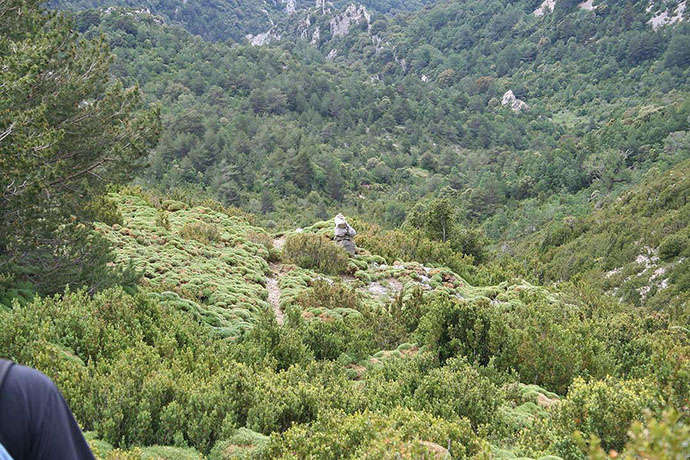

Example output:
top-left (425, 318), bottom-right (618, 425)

top-left (266, 272), bottom-right (284, 326)
top-left (267, 236), bottom-right (286, 325)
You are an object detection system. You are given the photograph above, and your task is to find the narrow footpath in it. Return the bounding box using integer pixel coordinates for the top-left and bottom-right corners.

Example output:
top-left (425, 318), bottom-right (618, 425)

top-left (266, 236), bottom-right (286, 325)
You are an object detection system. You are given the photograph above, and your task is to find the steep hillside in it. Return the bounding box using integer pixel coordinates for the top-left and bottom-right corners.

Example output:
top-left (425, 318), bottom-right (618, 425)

top-left (276, 0), bottom-right (690, 86)
top-left (4, 2), bottom-right (690, 459)
top-left (519, 158), bottom-right (690, 318)
top-left (75, 8), bottom-right (572, 229)
top-left (50, 0), bottom-right (437, 41)
top-left (3, 190), bottom-right (690, 459)
top-left (96, 189), bottom-right (273, 336)
top-left (63, 1), bottom-right (690, 247)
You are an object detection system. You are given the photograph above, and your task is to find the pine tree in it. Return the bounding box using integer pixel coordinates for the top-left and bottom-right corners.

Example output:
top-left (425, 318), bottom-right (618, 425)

top-left (292, 150), bottom-right (314, 192)
top-left (0, 0), bottom-right (159, 294)
top-left (324, 160), bottom-right (345, 201)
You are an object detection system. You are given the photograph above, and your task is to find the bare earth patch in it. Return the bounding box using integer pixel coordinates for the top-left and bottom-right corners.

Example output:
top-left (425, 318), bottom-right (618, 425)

top-left (266, 276), bottom-right (284, 326)
top-left (385, 277), bottom-right (403, 293)
top-left (537, 393), bottom-right (559, 409)
top-left (266, 237), bottom-right (286, 325)
top-left (273, 236), bottom-right (286, 250)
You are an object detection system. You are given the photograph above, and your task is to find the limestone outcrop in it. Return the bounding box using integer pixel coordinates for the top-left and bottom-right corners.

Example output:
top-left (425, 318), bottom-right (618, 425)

top-left (246, 29), bottom-right (280, 46)
top-left (330, 4), bottom-right (370, 38)
top-left (501, 90), bottom-right (530, 113)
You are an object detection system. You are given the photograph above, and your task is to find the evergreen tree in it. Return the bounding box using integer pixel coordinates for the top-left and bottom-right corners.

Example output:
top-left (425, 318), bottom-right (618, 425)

top-left (425, 197), bottom-right (455, 243)
top-left (664, 26), bottom-right (690, 69)
top-left (0, 0), bottom-right (159, 294)
top-left (292, 150), bottom-right (314, 192)
top-left (324, 160), bottom-right (345, 201)
top-left (261, 188), bottom-right (275, 213)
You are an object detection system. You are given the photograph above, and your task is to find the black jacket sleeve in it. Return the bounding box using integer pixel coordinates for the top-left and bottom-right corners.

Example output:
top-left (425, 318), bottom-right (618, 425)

top-left (0, 364), bottom-right (95, 460)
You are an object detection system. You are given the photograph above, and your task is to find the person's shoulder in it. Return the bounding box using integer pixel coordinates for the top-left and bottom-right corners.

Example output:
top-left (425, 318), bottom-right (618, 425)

top-left (4, 363), bottom-right (57, 396)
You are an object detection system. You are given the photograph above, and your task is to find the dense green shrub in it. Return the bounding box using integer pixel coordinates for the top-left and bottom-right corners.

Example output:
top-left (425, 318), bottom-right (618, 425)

top-left (412, 357), bottom-right (502, 427)
top-left (301, 315), bottom-right (377, 361)
top-left (620, 410), bottom-right (690, 459)
top-left (647, 331), bottom-right (690, 411)
top-left (283, 233), bottom-right (349, 275)
top-left (260, 408), bottom-right (480, 460)
top-left (416, 289), bottom-right (620, 394)
top-left (554, 377), bottom-right (662, 452)
top-left (88, 195), bottom-right (125, 226)
top-left (245, 361), bottom-right (355, 434)
top-left (578, 410), bottom-right (690, 459)
top-left (355, 223), bottom-right (475, 272)
top-left (180, 221), bottom-right (221, 245)
top-left (0, 275), bottom-right (35, 308)
top-left (416, 295), bottom-right (506, 366)
top-left (155, 209), bottom-right (171, 230)
top-left (162, 200), bottom-right (187, 212)
top-left (295, 280), bottom-right (361, 312)
top-left (235, 311), bottom-right (314, 371)
top-left (209, 428), bottom-right (268, 460)
top-left (658, 233), bottom-right (686, 260)
top-left (0, 288), bottom-right (249, 454)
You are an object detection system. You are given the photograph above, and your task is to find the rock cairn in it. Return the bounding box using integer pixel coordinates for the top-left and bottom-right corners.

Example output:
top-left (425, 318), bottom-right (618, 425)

top-left (334, 214), bottom-right (356, 255)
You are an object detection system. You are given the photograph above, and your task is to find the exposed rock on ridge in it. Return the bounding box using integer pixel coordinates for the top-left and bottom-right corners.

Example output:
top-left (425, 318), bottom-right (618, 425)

top-left (501, 90), bottom-right (530, 113)
top-left (533, 0), bottom-right (556, 16)
top-left (247, 3), bottom-right (371, 47)
top-left (648, 0), bottom-right (687, 29)
top-left (247, 29), bottom-right (281, 46)
top-left (330, 4), bottom-right (370, 37)
top-left (534, 0), bottom-right (601, 16)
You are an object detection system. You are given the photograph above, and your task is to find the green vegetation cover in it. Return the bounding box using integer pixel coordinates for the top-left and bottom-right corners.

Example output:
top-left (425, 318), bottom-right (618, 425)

top-left (2, 0), bottom-right (690, 459)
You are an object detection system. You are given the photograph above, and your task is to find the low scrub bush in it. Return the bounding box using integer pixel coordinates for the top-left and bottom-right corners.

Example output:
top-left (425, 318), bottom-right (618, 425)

top-left (180, 221), bottom-right (221, 245)
top-left (246, 232), bottom-right (274, 251)
top-left (260, 407), bottom-right (479, 460)
top-left (416, 290), bottom-right (619, 394)
top-left (412, 357), bottom-right (502, 427)
top-left (87, 195), bottom-right (124, 226)
top-left (155, 209), bottom-right (171, 230)
top-left (295, 280), bottom-right (360, 312)
top-left (210, 428), bottom-right (268, 460)
top-left (283, 233), bottom-right (349, 275)
top-left (0, 289), bottom-right (250, 454)
top-left (658, 233), bottom-right (686, 260)
top-left (554, 376), bottom-right (662, 452)
top-left (581, 409), bottom-right (690, 459)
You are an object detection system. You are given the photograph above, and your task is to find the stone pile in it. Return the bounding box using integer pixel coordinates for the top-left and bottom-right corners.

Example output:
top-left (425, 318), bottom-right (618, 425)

top-left (334, 214), bottom-right (356, 255)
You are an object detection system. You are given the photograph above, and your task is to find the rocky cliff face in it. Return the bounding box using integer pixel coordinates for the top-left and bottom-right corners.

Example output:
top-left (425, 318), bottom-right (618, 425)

top-left (286, 0), bottom-right (297, 15)
top-left (533, 0), bottom-right (688, 28)
top-left (247, 2), bottom-right (372, 49)
top-left (647, 0), bottom-right (687, 29)
top-left (247, 29), bottom-right (281, 46)
top-left (533, 0), bottom-right (556, 16)
top-left (501, 90), bottom-right (530, 113)
top-left (330, 4), bottom-right (370, 37)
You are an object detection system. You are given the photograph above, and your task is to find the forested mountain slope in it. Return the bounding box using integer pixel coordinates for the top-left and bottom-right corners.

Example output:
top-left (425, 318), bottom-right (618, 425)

top-left (72, 3), bottom-right (690, 240)
top-left (4, 185), bottom-right (690, 459)
top-left (49, 0), bottom-right (437, 41)
top-left (3, 1), bottom-right (690, 459)
top-left (520, 157), bottom-right (690, 319)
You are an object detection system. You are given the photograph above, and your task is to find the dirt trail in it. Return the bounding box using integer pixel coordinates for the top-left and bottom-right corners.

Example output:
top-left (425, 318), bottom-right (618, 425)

top-left (273, 236), bottom-right (286, 250)
top-left (266, 237), bottom-right (286, 325)
top-left (266, 273), bottom-right (284, 325)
